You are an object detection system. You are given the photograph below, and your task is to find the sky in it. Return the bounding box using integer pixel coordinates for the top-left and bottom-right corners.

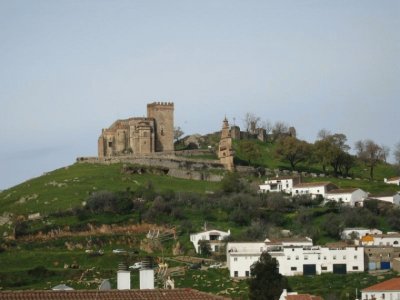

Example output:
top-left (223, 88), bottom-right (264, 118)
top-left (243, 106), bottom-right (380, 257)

top-left (0, 0), bottom-right (399, 190)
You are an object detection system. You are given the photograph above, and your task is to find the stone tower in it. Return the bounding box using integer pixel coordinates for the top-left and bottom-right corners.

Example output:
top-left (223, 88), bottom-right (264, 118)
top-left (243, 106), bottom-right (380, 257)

top-left (147, 102), bottom-right (174, 152)
top-left (218, 117), bottom-right (235, 171)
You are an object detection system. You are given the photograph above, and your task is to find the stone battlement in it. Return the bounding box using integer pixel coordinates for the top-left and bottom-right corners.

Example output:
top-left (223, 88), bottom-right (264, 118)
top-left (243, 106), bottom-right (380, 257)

top-left (147, 102), bottom-right (174, 107)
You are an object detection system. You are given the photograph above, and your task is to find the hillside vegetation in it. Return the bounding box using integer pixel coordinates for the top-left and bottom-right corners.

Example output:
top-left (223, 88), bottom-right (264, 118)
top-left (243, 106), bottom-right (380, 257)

top-left (0, 137), bottom-right (399, 298)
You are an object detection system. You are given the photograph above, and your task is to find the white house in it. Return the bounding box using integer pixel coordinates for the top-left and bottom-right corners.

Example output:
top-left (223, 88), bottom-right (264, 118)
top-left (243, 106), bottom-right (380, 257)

top-left (360, 233), bottom-right (400, 247)
top-left (279, 289), bottom-right (322, 300)
top-left (291, 182), bottom-right (338, 198)
top-left (369, 193), bottom-right (400, 206)
top-left (259, 176), bottom-right (300, 194)
top-left (226, 237), bottom-right (364, 278)
top-left (190, 229), bottom-right (230, 253)
top-left (361, 277), bottom-right (400, 300)
top-left (341, 228), bottom-right (382, 240)
top-left (325, 188), bottom-right (369, 207)
top-left (384, 177), bottom-right (400, 186)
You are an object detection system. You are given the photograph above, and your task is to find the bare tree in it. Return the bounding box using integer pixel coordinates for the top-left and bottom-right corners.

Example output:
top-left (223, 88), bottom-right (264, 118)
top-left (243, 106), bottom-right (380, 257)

top-left (395, 142), bottom-right (400, 165)
top-left (260, 120), bottom-right (273, 135)
top-left (381, 145), bottom-right (390, 163)
top-left (355, 139), bottom-right (385, 180)
top-left (271, 121), bottom-right (289, 141)
top-left (317, 129), bottom-right (332, 141)
top-left (174, 126), bottom-right (184, 142)
top-left (243, 113), bottom-right (261, 134)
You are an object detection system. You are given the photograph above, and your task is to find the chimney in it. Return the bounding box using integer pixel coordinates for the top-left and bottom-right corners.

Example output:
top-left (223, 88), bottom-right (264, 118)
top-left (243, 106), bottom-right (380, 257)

top-left (117, 263), bottom-right (131, 290)
top-left (140, 257), bottom-right (155, 290)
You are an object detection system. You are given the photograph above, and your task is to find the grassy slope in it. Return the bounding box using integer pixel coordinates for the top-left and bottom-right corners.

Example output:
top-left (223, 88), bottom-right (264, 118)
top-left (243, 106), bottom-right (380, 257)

top-left (0, 140), bottom-right (399, 296)
top-left (0, 163), bottom-right (220, 216)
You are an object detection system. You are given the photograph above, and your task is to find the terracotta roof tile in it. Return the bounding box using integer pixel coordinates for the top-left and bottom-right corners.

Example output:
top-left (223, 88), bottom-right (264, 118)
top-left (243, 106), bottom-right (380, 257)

top-left (362, 277), bottom-right (400, 291)
top-left (387, 177), bottom-right (400, 182)
top-left (0, 289), bottom-right (229, 300)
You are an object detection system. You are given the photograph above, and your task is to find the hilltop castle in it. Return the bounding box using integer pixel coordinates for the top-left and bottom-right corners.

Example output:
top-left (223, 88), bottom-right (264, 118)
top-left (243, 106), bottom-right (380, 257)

top-left (98, 102), bottom-right (174, 158)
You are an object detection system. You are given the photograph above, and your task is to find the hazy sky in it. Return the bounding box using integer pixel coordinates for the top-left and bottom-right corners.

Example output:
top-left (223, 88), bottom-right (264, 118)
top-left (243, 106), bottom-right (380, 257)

top-left (1, 0), bottom-right (399, 190)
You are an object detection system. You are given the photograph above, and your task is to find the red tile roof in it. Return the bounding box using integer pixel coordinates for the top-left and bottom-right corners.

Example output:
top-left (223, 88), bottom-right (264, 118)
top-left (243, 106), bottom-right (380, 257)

top-left (387, 177), bottom-right (400, 182)
top-left (362, 277), bottom-right (400, 291)
top-left (286, 294), bottom-right (323, 300)
top-left (0, 289), bottom-right (229, 300)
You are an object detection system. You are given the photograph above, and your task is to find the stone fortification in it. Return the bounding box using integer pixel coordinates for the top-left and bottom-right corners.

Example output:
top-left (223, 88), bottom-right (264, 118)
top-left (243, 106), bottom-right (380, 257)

top-left (78, 153), bottom-right (224, 182)
top-left (98, 102), bottom-right (174, 158)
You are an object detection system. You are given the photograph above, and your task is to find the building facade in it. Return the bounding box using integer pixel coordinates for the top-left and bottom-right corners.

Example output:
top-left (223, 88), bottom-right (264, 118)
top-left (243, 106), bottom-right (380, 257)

top-left (190, 229), bottom-right (231, 254)
top-left (325, 188), bottom-right (368, 207)
top-left (291, 182), bottom-right (338, 198)
top-left (259, 176), bottom-right (300, 194)
top-left (361, 277), bottom-right (400, 300)
top-left (98, 102), bottom-right (174, 158)
top-left (226, 238), bottom-right (364, 278)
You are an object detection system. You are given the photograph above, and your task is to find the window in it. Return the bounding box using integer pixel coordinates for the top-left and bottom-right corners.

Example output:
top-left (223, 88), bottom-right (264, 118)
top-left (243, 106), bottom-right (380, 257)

top-left (353, 266), bottom-right (359, 270)
top-left (333, 255), bottom-right (336, 260)
top-left (296, 190), bottom-right (299, 194)
top-left (108, 141), bottom-right (113, 147)
top-left (295, 256), bottom-right (299, 260)
top-left (245, 271), bottom-right (250, 277)
top-left (291, 267), bottom-right (297, 271)
top-left (234, 271), bottom-right (238, 277)
top-left (214, 245), bottom-right (219, 252)
top-left (287, 256), bottom-right (291, 260)
top-left (234, 258), bottom-right (238, 262)
top-left (394, 241), bottom-right (399, 245)
top-left (343, 255), bottom-right (346, 260)
top-left (321, 266), bottom-right (327, 271)
top-left (324, 256), bottom-right (327, 260)
top-left (304, 255), bottom-right (308, 260)
top-left (354, 255), bottom-right (357, 259)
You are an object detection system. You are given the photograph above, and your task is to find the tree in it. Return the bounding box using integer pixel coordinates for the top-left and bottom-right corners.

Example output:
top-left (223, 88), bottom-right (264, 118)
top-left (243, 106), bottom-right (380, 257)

top-left (260, 120), bottom-right (273, 136)
top-left (198, 240), bottom-right (211, 256)
top-left (394, 142), bottom-right (400, 165)
top-left (275, 136), bottom-right (311, 169)
top-left (221, 172), bottom-right (244, 194)
top-left (355, 139), bottom-right (385, 180)
top-left (238, 140), bottom-right (262, 165)
top-left (381, 145), bottom-right (390, 163)
top-left (313, 133), bottom-right (351, 176)
top-left (248, 252), bottom-right (289, 300)
top-left (243, 113), bottom-right (261, 134)
top-left (173, 126), bottom-right (184, 142)
top-left (271, 121), bottom-right (289, 141)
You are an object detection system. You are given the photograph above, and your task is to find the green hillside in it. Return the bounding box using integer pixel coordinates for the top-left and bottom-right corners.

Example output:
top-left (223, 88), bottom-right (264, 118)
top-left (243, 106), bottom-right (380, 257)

top-left (0, 139), bottom-right (400, 298)
top-left (0, 163), bottom-right (220, 216)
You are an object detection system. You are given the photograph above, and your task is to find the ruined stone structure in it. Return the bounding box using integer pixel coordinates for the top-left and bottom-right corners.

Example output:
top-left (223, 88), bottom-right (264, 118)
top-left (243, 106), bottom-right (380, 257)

top-left (218, 118), bottom-right (235, 171)
top-left (98, 102), bottom-right (174, 158)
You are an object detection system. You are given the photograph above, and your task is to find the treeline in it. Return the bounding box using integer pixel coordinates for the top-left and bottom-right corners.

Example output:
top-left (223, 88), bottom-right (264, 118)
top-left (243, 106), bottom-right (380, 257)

top-left (239, 113), bottom-right (400, 180)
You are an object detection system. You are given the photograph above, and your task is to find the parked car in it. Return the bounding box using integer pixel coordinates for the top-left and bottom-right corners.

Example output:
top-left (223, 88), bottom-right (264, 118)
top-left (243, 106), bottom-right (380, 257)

top-left (112, 249), bottom-right (126, 254)
top-left (189, 263), bottom-right (201, 270)
top-left (209, 263), bottom-right (222, 269)
top-left (129, 262), bottom-right (143, 270)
